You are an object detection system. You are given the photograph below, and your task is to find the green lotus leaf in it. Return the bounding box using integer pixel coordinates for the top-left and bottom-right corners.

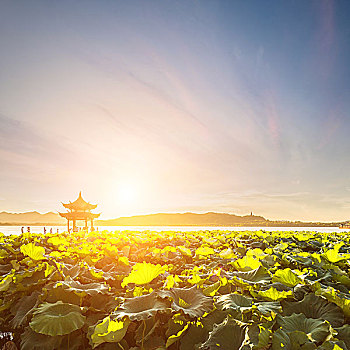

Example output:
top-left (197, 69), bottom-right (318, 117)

top-left (199, 316), bottom-right (248, 350)
top-left (166, 321), bottom-right (190, 348)
top-left (274, 313), bottom-right (331, 344)
top-left (334, 324), bottom-right (350, 349)
top-left (272, 268), bottom-right (303, 287)
top-left (11, 291), bottom-right (40, 328)
top-left (21, 328), bottom-right (82, 350)
top-left (44, 284), bottom-right (82, 305)
top-left (20, 243), bottom-right (45, 260)
top-left (203, 280), bottom-right (221, 296)
top-left (215, 293), bottom-right (253, 313)
top-left (29, 301), bottom-right (85, 336)
top-left (272, 329), bottom-right (316, 350)
top-left (176, 310), bottom-right (228, 350)
top-left (160, 286), bottom-right (214, 318)
top-left (88, 315), bottom-right (130, 349)
top-left (282, 293), bottom-right (344, 327)
top-left (121, 262), bottom-right (167, 287)
top-left (231, 265), bottom-right (271, 285)
top-left (314, 286), bottom-right (350, 318)
top-left (60, 276), bottom-right (109, 297)
top-left (246, 323), bottom-right (272, 350)
top-left (135, 316), bottom-right (160, 346)
top-left (255, 301), bottom-right (282, 315)
top-left (256, 286), bottom-right (293, 301)
top-left (114, 291), bottom-right (168, 321)
top-left (318, 341), bottom-right (348, 350)
top-left (0, 275), bottom-right (13, 292)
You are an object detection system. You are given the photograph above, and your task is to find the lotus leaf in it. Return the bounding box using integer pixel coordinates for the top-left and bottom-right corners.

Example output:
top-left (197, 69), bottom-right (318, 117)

top-left (0, 275), bottom-right (12, 292)
top-left (215, 293), bottom-right (253, 313)
top-left (231, 265), bottom-right (271, 284)
top-left (29, 301), bottom-right (85, 336)
top-left (21, 328), bottom-right (82, 350)
top-left (232, 255), bottom-right (262, 272)
top-left (10, 291), bottom-right (40, 328)
top-left (255, 301), bottom-right (281, 315)
top-left (114, 291), bottom-right (168, 321)
top-left (272, 268), bottom-right (303, 287)
top-left (121, 262), bottom-right (167, 287)
top-left (318, 341), bottom-right (347, 350)
top-left (135, 317), bottom-right (160, 346)
top-left (246, 324), bottom-right (272, 350)
top-left (274, 313), bottom-right (331, 344)
top-left (178, 246), bottom-right (192, 257)
top-left (323, 243), bottom-right (350, 263)
top-left (257, 287), bottom-right (293, 301)
top-left (195, 246), bottom-right (215, 257)
top-left (60, 276), bottom-right (109, 297)
top-left (20, 243), bottom-right (45, 260)
top-left (160, 286), bottom-right (213, 318)
top-left (272, 328), bottom-right (315, 350)
top-left (89, 316), bottom-right (131, 348)
top-left (334, 324), bottom-right (350, 349)
top-left (282, 293), bottom-right (344, 327)
top-left (166, 321), bottom-right (190, 348)
top-left (199, 316), bottom-right (248, 350)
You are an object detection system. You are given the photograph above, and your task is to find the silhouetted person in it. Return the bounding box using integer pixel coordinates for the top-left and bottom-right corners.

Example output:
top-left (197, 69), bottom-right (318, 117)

top-left (27, 227), bottom-right (30, 233)
top-left (43, 227), bottom-right (46, 234)
top-left (21, 227), bottom-right (24, 234)
top-left (57, 228), bottom-right (59, 233)
top-left (50, 228), bottom-right (53, 234)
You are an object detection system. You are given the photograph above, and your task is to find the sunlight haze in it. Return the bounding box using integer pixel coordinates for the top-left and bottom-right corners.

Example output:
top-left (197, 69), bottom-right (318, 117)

top-left (1, 1), bottom-right (350, 221)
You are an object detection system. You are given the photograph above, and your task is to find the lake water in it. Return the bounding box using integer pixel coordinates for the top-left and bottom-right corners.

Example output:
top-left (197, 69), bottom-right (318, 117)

top-left (0, 225), bottom-right (348, 236)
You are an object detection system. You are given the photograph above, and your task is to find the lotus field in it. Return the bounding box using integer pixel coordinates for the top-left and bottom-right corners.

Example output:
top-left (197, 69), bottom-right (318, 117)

top-left (1, 229), bottom-right (350, 350)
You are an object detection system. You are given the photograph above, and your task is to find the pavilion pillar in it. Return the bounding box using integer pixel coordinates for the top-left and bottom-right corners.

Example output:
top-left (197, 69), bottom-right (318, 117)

top-left (85, 219), bottom-right (88, 231)
top-left (73, 219), bottom-right (77, 232)
top-left (67, 219), bottom-right (70, 232)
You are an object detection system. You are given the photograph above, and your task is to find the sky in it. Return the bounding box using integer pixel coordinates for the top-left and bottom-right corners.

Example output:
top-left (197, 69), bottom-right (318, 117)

top-left (1, 0), bottom-right (350, 221)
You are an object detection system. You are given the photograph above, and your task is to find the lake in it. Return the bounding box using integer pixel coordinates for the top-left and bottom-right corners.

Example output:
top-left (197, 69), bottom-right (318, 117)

top-left (0, 225), bottom-right (348, 235)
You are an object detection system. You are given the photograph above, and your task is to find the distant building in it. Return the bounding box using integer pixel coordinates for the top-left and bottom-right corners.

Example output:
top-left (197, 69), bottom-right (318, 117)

top-left (59, 192), bottom-right (100, 232)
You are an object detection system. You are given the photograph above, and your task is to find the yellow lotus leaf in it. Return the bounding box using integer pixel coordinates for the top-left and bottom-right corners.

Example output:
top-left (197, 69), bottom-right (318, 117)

top-left (177, 246), bottom-right (192, 257)
top-left (257, 287), bottom-right (293, 301)
top-left (232, 255), bottom-right (262, 272)
top-left (195, 246), bottom-right (215, 256)
top-left (0, 249), bottom-right (8, 259)
top-left (122, 262), bottom-right (167, 287)
top-left (20, 243), bottom-right (45, 260)
top-left (47, 236), bottom-right (68, 247)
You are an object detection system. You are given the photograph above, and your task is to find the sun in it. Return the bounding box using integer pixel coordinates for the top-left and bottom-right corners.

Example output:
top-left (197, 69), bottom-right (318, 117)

top-left (118, 183), bottom-right (137, 203)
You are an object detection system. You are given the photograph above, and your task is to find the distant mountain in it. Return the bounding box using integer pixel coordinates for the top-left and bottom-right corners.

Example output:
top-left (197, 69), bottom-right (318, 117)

top-left (97, 212), bottom-right (267, 226)
top-left (0, 211), bottom-right (340, 227)
top-left (0, 211), bottom-right (65, 225)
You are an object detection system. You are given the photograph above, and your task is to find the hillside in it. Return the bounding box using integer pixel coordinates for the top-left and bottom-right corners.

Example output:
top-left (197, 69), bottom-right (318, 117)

top-left (0, 211), bottom-right (66, 225)
top-left (0, 211), bottom-right (340, 227)
top-left (96, 212), bottom-right (267, 226)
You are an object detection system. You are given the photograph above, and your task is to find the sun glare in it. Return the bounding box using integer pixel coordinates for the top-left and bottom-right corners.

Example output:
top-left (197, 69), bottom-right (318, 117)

top-left (118, 183), bottom-right (137, 203)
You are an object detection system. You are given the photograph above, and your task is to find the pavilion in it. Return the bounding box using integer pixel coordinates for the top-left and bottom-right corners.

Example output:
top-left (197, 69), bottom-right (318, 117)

top-left (59, 192), bottom-right (100, 232)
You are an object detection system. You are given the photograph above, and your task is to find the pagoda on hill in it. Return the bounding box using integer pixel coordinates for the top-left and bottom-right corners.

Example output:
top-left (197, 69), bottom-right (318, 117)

top-left (59, 192), bottom-right (100, 232)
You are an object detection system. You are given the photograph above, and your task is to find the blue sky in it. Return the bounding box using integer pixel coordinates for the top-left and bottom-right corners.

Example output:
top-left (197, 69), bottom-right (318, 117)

top-left (1, 0), bottom-right (350, 221)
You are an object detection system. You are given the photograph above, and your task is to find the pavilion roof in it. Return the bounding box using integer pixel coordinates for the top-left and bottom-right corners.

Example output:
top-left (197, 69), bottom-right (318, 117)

top-left (62, 192), bottom-right (97, 211)
top-left (59, 211), bottom-right (100, 220)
